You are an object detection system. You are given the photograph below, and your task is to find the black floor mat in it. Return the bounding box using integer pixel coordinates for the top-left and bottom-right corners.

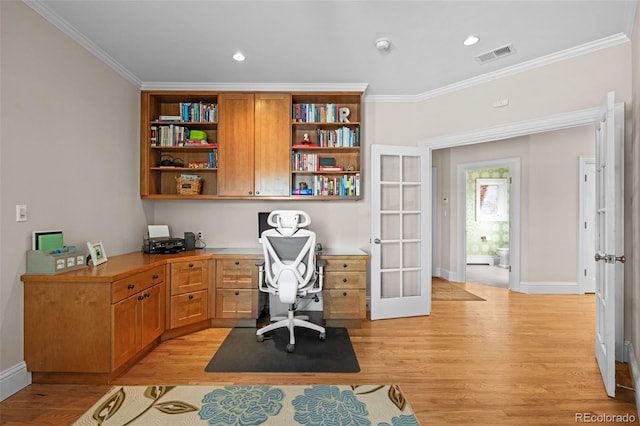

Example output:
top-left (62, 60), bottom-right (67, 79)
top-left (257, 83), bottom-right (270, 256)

top-left (205, 327), bottom-right (360, 373)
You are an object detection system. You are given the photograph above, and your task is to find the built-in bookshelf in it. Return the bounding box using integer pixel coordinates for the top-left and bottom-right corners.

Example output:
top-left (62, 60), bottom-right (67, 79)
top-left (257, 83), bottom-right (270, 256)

top-left (140, 90), bottom-right (362, 200)
top-left (141, 91), bottom-right (219, 198)
top-left (290, 93), bottom-right (362, 199)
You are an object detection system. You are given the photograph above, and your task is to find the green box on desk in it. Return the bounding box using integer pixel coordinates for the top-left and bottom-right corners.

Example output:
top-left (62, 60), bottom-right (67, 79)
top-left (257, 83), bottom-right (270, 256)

top-left (26, 247), bottom-right (87, 275)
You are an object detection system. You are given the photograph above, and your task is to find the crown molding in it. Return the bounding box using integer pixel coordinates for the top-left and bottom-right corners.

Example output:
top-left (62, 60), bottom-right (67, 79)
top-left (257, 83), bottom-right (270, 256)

top-left (139, 82), bottom-right (369, 93)
top-left (365, 33), bottom-right (630, 103)
top-left (420, 106), bottom-right (601, 149)
top-left (23, 0), bottom-right (142, 87)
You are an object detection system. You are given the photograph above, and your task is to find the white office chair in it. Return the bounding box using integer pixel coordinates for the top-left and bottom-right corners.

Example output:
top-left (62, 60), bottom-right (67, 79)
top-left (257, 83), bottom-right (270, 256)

top-left (256, 210), bottom-right (326, 352)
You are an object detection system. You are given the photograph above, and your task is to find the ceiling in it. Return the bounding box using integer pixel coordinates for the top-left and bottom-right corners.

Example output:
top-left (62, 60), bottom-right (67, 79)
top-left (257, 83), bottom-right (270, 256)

top-left (25, 0), bottom-right (636, 100)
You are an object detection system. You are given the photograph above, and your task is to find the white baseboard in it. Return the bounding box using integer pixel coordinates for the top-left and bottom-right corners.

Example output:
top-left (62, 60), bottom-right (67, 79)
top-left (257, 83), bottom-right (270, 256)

top-left (0, 361), bottom-right (31, 402)
top-left (624, 341), bottom-right (640, 414)
top-left (519, 281), bottom-right (580, 294)
top-left (434, 268), bottom-right (459, 283)
top-left (466, 255), bottom-right (498, 265)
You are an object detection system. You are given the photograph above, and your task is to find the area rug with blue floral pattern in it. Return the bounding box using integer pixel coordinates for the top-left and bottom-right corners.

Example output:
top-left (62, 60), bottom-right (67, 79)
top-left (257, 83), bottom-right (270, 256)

top-left (73, 384), bottom-right (419, 425)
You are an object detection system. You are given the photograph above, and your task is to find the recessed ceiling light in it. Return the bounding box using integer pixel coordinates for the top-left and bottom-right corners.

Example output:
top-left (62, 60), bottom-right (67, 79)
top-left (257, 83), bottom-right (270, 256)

top-left (463, 35), bottom-right (479, 46)
top-left (233, 52), bottom-right (245, 62)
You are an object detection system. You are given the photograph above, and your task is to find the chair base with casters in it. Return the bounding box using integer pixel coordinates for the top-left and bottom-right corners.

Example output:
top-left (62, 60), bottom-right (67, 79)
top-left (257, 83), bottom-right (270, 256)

top-left (255, 210), bottom-right (326, 353)
top-left (256, 303), bottom-right (326, 353)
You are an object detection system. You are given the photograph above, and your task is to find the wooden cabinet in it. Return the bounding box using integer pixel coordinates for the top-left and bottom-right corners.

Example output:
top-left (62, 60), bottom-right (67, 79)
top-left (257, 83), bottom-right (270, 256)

top-left (218, 93), bottom-right (291, 197)
top-left (320, 254), bottom-right (367, 325)
top-left (215, 258), bottom-right (259, 318)
top-left (23, 264), bottom-right (165, 383)
top-left (168, 259), bottom-right (210, 329)
top-left (141, 90), bottom-right (360, 200)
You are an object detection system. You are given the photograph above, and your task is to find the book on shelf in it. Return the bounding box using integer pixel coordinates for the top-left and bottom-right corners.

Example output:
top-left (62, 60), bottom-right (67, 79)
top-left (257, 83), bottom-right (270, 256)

top-left (184, 141), bottom-right (217, 147)
top-left (318, 166), bottom-right (342, 172)
top-left (150, 126), bottom-right (157, 146)
top-left (158, 115), bottom-right (181, 122)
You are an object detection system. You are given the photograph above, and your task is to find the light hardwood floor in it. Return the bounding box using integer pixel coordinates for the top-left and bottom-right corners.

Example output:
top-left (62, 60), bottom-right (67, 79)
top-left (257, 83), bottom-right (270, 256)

top-left (1, 281), bottom-right (636, 425)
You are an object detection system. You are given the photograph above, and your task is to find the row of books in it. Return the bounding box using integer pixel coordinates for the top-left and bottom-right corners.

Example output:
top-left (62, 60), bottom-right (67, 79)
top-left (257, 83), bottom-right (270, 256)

top-left (315, 127), bottom-right (360, 147)
top-left (292, 174), bottom-right (360, 197)
top-left (293, 103), bottom-right (349, 123)
top-left (180, 102), bottom-right (217, 123)
top-left (156, 103), bottom-right (218, 123)
top-left (151, 125), bottom-right (215, 147)
top-left (292, 153), bottom-right (346, 172)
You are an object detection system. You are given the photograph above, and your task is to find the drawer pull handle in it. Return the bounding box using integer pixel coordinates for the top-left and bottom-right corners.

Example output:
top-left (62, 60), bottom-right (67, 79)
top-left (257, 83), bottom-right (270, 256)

top-left (235, 261), bottom-right (240, 265)
top-left (138, 295), bottom-right (144, 301)
top-left (128, 284), bottom-right (135, 290)
top-left (342, 278), bottom-right (348, 283)
top-left (152, 274), bottom-right (158, 280)
top-left (343, 264), bottom-right (348, 268)
top-left (235, 291), bottom-right (240, 296)
top-left (189, 263), bottom-right (194, 268)
top-left (343, 292), bottom-right (348, 297)
top-left (144, 293), bottom-right (150, 298)
top-left (188, 295), bottom-right (194, 299)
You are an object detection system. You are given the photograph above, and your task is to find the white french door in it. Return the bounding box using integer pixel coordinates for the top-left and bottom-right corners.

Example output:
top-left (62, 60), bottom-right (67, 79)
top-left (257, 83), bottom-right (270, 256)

top-left (594, 92), bottom-right (625, 397)
top-left (370, 145), bottom-right (431, 320)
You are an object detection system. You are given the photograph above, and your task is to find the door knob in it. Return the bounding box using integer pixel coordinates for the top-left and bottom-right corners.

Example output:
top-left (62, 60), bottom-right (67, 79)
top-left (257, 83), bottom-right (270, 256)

top-left (594, 253), bottom-right (607, 262)
top-left (373, 238), bottom-right (381, 244)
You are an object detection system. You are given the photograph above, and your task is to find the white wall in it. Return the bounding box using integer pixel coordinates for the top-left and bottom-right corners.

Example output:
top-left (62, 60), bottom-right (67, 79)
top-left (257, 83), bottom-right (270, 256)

top-left (0, 1), bottom-right (149, 398)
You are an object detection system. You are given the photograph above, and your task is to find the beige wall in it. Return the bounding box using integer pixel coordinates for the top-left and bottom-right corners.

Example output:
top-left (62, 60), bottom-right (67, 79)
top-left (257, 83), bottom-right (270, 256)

top-left (1, 1), bottom-right (148, 379)
top-left (432, 126), bottom-right (595, 284)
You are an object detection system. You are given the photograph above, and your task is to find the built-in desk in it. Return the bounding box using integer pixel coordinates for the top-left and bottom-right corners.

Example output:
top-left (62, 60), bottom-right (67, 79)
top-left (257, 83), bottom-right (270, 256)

top-left (21, 247), bottom-right (368, 384)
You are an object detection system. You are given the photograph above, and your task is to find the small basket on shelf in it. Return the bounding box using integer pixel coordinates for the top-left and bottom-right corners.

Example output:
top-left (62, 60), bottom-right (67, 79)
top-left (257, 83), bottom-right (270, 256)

top-left (175, 175), bottom-right (202, 195)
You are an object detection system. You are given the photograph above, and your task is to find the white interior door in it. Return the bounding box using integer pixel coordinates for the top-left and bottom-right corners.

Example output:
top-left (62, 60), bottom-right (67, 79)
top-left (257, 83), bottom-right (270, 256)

top-left (594, 92), bottom-right (625, 397)
top-left (370, 145), bottom-right (431, 320)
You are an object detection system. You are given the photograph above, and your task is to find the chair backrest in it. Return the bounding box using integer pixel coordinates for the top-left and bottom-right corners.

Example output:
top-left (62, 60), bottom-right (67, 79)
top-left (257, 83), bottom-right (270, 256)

top-left (261, 211), bottom-right (316, 299)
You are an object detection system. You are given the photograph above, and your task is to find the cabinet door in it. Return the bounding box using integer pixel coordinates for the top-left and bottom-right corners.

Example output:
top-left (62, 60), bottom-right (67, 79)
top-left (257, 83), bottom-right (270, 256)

top-left (254, 93), bottom-right (291, 196)
top-left (112, 294), bottom-right (141, 370)
top-left (141, 282), bottom-right (165, 347)
top-left (218, 93), bottom-right (255, 196)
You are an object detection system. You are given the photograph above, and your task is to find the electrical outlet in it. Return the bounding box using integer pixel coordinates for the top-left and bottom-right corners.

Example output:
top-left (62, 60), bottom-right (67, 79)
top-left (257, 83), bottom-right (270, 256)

top-left (197, 230), bottom-right (203, 240)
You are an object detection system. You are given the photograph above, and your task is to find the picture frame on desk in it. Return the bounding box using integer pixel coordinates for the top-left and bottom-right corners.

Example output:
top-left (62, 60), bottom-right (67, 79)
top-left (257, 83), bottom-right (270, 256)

top-left (87, 241), bottom-right (108, 266)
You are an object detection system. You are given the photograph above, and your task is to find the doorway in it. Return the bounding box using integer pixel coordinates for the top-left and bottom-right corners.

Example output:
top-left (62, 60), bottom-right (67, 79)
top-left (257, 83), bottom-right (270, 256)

top-left (456, 158), bottom-right (520, 291)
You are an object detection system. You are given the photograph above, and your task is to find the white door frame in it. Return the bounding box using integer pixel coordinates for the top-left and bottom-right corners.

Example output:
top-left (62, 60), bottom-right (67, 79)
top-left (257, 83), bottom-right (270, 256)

top-left (456, 158), bottom-right (520, 291)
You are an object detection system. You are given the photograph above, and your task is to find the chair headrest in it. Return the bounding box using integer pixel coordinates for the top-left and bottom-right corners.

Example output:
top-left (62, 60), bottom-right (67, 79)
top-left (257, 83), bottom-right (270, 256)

top-left (267, 210), bottom-right (311, 236)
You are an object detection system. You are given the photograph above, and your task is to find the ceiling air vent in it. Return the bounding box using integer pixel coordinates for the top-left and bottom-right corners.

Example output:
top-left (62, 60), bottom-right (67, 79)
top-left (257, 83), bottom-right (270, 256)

top-left (476, 44), bottom-right (515, 64)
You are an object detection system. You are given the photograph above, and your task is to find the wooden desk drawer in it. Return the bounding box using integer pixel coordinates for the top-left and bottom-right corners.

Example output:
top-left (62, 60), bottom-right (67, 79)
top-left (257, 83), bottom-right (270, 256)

top-left (324, 289), bottom-right (366, 319)
top-left (324, 272), bottom-right (365, 290)
top-left (217, 259), bottom-right (258, 289)
top-left (322, 259), bottom-right (366, 272)
top-left (112, 266), bottom-right (164, 303)
top-left (216, 289), bottom-right (258, 318)
top-left (170, 259), bottom-right (208, 295)
top-left (170, 290), bottom-right (208, 329)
